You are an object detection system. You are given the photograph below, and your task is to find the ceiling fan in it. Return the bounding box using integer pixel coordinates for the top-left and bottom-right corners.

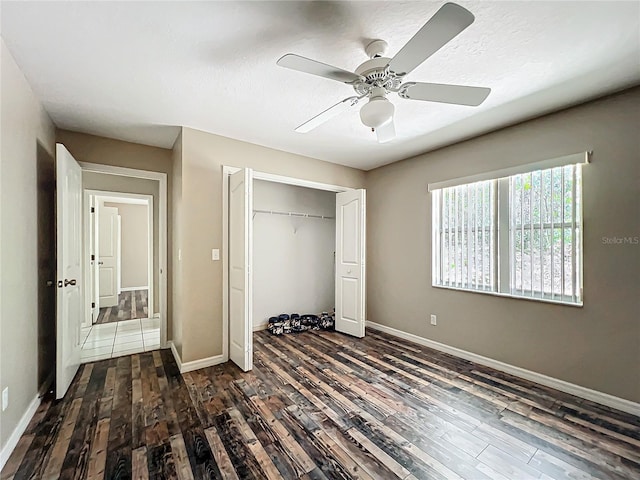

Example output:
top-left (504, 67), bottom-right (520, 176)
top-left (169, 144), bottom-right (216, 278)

top-left (276, 2), bottom-right (491, 143)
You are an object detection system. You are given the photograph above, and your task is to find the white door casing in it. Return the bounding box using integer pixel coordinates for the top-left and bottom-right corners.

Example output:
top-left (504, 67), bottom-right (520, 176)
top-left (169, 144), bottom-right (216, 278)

top-left (229, 168), bottom-right (253, 371)
top-left (335, 189), bottom-right (366, 338)
top-left (98, 205), bottom-right (119, 307)
top-left (56, 143), bottom-right (83, 399)
top-left (80, 163), bottom-right (168, 348)
top-left (116, 214), bottom-right (122, 295)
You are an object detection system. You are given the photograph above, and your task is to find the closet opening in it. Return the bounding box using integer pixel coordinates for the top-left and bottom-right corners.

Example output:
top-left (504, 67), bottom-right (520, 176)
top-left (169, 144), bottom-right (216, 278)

top-left (252, 180), bottom-right (336, 333)
top-left (222, 167), bottom-right (366, 372)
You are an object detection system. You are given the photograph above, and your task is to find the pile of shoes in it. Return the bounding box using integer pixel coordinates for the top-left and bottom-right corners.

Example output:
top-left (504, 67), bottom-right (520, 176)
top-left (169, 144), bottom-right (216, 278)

top-left (268, 311), bottom-right (335, 336)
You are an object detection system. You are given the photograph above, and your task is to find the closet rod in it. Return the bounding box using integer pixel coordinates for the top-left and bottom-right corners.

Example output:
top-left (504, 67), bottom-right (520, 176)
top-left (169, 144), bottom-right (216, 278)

top-left (253, 209), bottom-right (335, 220)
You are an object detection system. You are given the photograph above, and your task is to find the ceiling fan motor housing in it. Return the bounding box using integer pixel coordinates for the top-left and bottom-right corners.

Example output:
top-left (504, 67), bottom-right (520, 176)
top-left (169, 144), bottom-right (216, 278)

top-left (353, 57), bottom-right (403, 97)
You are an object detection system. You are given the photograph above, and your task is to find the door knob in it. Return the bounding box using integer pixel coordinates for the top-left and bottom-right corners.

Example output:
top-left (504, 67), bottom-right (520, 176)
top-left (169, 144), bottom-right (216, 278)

top-left (98, 261), bottom-right (104, 265)
top-left (64, 279), bottom-right (77, 287)
top-left (347, 269), bottom-right (352, 274)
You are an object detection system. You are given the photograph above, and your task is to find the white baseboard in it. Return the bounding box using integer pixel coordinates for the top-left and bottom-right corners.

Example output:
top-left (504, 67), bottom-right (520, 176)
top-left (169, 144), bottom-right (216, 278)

top-left (0, 394), bottom-right (41, 471)
top-left (366, 321), bottom-right (640, 417)
top-left (169, 341), bottom-right (225, 374)
top-left (253, 323), bottom-right (268, 332)
top-left (120, 286), bottom-right (149, 292)
top-left (169, 340), bottom-right (183, 371)
top-left (180, 354), bottom-right (225, 373)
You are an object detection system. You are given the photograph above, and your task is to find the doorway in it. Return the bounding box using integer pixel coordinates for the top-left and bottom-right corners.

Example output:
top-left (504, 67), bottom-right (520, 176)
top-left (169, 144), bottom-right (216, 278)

top-left (79, 164), bottom-right (168, 363)
top-left (222, 167), bottom-right (366, 372)
top-left (36, 142), bottom-right (56, 395)
top-left (84, 191), bottom-right (153, 325)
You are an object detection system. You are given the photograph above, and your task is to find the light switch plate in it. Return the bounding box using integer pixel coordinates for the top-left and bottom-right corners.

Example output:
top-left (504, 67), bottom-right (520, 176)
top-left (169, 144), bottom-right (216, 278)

top-left (212, 249), bottom-right (220, 261)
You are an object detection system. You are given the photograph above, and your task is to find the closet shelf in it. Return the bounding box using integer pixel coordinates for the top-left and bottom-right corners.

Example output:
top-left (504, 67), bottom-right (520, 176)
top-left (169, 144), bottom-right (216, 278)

top-left (253, 209), bottom-right (335, 220)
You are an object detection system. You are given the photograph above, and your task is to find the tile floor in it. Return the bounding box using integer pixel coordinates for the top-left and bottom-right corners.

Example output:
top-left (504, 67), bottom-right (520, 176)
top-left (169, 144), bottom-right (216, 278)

top-left (80, 317), bottom-right (161, 363)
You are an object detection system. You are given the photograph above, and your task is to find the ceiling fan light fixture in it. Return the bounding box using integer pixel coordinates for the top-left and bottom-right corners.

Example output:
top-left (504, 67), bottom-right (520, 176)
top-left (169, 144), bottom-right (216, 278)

top-left (360, 97), bottom-right (394, 129)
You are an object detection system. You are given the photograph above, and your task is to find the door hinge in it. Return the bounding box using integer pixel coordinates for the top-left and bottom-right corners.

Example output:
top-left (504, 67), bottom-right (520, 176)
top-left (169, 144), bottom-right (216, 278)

top-left (91, 302), bottom-right (95, 308)
top-left (91, 207), bottom-right (95, 213)
top-left (91, 254), bottom-right (95, 261)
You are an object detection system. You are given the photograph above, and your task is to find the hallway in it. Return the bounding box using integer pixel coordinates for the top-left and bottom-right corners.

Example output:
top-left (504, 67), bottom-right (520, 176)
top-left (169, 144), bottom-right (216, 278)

top-left (81, 317), bottom-right (160, 363)
top-left (95, 289), bottom-right (148, 324)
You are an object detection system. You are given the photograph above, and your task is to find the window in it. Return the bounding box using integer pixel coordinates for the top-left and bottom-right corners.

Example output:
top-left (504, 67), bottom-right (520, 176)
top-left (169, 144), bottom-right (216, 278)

top-left (432, 160), bottom-right (584, 305)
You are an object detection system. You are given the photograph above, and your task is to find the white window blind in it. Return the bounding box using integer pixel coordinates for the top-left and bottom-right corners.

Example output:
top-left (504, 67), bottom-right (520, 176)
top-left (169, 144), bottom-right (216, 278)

top-left (432, 153), bottom-right (586, 306)
top-left (509, 165), bottom-right (582, 303)
top-left (433, 180), bottom-right (495, 291)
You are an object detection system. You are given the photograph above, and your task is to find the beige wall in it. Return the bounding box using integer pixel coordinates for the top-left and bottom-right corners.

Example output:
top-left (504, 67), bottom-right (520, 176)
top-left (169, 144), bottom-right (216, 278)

top-left (176, 127), bottom-right (366, 362)
top-left (57, 129), bottom-right (173, 174)
top-left (103, 202), bottom-right (149, 289)
top-left (366, 87), bottom-right (640, 403)
top-left (0, 39), bottom-right (56, 450)
top-left (84, 174), bottom-right (159, 313)
top-left (58, 131), bottom-right (172, 321)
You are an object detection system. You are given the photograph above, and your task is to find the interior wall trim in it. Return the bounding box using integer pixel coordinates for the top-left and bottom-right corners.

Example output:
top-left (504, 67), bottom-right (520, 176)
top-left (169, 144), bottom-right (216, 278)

top-left (366, 321), bottom-right (640, 417)
top-left (169, 341), bottom-right (225, 374)
top-left (119, 286), bottom-right (150, 292)
top-left (0, 395), bottom-right (40, 471)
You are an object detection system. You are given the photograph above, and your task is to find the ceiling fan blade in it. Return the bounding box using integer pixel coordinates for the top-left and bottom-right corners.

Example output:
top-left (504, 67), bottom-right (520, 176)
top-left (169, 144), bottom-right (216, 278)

top-left (277, 54), bottom-right (363, 84)
top-left (400, 82), bottom-right (490, 106)
top-left (295, 96), bottom-right (362, 133)
top-left (387, 3), bottom-right (475, 77)
top-left (376, 118), bottom-right (396, 143)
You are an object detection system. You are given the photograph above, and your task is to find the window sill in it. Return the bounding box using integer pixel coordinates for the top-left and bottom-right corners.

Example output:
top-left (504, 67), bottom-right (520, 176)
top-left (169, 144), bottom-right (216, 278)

top-left (432, 284), bottom-right (583, 307)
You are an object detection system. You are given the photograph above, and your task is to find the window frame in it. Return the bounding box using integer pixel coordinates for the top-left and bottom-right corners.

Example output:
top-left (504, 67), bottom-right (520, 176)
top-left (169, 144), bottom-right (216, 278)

top-left (432, 160), bottom-right (585, 307)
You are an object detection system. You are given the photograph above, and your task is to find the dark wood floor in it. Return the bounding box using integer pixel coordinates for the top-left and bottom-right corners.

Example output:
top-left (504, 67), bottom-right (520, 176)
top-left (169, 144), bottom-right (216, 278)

top-left (3, 329), bottom-right (639, 480)
top-left (96, 289), bottom-right (148, 324)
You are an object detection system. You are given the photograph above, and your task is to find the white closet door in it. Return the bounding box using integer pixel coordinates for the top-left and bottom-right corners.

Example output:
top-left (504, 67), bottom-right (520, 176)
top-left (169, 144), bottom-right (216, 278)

top-left (229, 168), bottom-right (253, 371)
top-left (56, 143), bottom-right (83, 399)
top-left (335, 189), bottom-right (366, 337)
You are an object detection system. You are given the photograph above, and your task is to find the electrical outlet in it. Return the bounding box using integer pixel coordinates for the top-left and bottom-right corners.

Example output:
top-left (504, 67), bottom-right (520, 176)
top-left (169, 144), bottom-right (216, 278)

top-left (2, 387), bottom-right (8, 411)
top-left (212, 248), bottom-right (220, 261)
top-left (430, 314), bottom-right (437, 326)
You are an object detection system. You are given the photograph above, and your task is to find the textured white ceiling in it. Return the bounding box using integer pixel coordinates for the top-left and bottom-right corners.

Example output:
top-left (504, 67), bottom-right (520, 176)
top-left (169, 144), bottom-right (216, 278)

top-left (2, 1), bottom-right (639, 170)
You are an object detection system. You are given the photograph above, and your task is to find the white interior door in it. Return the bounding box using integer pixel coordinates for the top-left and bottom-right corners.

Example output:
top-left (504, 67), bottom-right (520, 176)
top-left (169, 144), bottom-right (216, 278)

top-left (98, 205), bottom-right (119, 307)
top-left (90, 195), bottom-right (99, 321)
top-left (335, 189), bottom-right (366, 337)
top-left (229, 168), bottom-right (253, 371)
top-left (56, 143), bottom-right (83, 399)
